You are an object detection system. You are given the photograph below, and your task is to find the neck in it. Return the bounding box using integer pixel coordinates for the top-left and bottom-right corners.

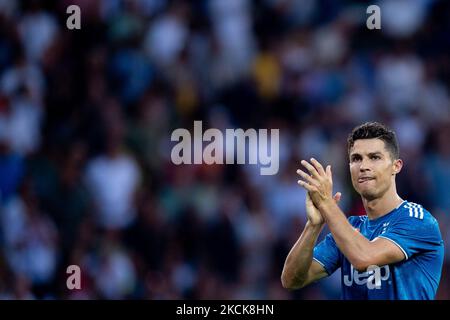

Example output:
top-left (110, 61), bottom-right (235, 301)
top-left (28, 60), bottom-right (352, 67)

top-left (362, 185), bottom-right (403, 220)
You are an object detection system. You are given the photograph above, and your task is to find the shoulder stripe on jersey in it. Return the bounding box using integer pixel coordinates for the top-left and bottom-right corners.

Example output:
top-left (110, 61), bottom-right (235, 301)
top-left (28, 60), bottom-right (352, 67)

top-left (404, 202), bottom-right (424, 220)
top-left (405, 203), bottom-right (421, 208)
top-left (405, 201), bottom-right (420, 206)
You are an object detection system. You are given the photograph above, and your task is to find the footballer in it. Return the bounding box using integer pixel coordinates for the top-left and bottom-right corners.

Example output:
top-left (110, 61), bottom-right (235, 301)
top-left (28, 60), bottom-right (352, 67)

top-left (281, 122), bottom-right (444, 299)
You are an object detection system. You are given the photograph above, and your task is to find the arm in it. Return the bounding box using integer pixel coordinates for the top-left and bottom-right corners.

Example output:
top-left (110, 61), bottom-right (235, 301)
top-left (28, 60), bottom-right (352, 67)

top-left (281, 192), bottom-right (341, 289)
top-left (281, 220), bottom-right (328, 289)
top-left (318, 200), bottom-right (404, 272)
top-left (297, 158), bottom-right (404, 272)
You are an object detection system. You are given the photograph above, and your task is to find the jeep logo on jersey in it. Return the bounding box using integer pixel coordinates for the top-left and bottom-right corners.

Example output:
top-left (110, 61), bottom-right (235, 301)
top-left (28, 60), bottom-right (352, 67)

top-left (343, 264), bottom-right (390, 289)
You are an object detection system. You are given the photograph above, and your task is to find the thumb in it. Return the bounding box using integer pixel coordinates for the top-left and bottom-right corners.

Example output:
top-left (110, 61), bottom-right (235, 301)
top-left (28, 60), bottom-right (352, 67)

top-left (333, 192), bottom-right (342, 203)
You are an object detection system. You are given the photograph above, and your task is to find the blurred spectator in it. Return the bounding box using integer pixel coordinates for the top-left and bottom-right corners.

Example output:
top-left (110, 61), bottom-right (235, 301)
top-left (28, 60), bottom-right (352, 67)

top-left (209, 0), bottom-right (256, 82)
top-left (0, 0), bottom-right (450, 300)
top-left (18, 0), bottom-right (58, 64)
top-left (87, 232), bottom-right (137, 299)
top-left (84, 98), bottom-right (141, 230)
top-left (144, 1), bottom-right (189, 68)
top-left (424, 121), bottom-right (450, 214)
top-left (1, 51), bottom-right (45, 103)
top-left (1, 178), bottom-right (59, 298)
top-left (0, 126), bottom-right (25, 204)
top-left (376, 50), bottom-right (424, 115)
top-left (0, 88), bottom-right (43, 155)
top-left (380, 0), bottom-right (431, 38)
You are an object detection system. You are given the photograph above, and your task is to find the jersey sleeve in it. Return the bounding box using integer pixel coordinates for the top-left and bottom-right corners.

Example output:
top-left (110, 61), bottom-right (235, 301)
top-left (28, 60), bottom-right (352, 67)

top-left (377, 210), bottom-right (443, 260)
top-left (313, 232), bottom-right (341, 275)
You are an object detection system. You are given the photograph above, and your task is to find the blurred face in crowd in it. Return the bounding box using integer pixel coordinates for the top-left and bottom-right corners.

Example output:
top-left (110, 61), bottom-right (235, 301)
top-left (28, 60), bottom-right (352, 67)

top-left (349, 138), bottom-right (403, 201)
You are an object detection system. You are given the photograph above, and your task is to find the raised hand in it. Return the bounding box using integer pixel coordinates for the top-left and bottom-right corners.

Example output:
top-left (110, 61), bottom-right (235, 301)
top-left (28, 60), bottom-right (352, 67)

top-left (297, 158), bottom-right (338, 210)
top-left (305, 190), bottom-right (341, 226)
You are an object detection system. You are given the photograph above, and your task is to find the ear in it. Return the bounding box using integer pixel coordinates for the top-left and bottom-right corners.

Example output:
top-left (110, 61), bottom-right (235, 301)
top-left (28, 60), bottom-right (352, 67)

top-left (392, 159), bottom-right (403, 175)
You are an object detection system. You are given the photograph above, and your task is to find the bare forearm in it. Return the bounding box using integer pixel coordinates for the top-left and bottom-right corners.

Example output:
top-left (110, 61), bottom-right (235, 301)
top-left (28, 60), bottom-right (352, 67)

top-left (281, 221), bottom-right (324, 289)
top-left (319, 200), bottom-right (372, 271)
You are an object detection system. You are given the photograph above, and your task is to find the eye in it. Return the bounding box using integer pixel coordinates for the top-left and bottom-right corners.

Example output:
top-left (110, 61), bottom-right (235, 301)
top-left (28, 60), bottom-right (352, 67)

top-left (370, 155), bottom-right (381, 160)
top-left (351, 156), bottom-right (362, 163)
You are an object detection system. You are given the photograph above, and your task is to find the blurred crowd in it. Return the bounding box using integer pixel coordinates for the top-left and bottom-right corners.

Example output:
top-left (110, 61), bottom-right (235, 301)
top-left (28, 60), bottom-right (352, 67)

top-left (0, 0), bottom-right (450, 299)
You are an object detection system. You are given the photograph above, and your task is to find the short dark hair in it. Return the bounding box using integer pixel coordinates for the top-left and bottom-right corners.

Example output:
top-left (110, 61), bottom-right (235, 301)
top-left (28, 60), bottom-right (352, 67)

top-left (347, 122), bottom-right (399, 160)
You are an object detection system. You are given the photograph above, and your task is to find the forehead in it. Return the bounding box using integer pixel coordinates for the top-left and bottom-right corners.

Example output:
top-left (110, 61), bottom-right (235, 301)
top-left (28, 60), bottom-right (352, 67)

top-left (350, 139), bottom-right (388, 155)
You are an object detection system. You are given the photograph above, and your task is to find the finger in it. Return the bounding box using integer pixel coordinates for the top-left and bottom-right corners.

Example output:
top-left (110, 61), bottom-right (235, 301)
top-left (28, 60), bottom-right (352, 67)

top-left (326, 165), bottom-right (332, 180)
top-left (333, 192), bottom-right (342, 203)
top-left (296, 169), bottom-right (320, 187)
top-left (301, 160), bottom-right (320, 179)
top-left (310, 158), bottom-right (326, 176)
top-left (297, 180), bottom-right (316, 192)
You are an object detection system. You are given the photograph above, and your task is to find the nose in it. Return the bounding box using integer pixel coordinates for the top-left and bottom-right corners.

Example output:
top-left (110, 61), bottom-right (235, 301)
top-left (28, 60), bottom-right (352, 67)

top-left (359, 157), bottom-right (371, 172)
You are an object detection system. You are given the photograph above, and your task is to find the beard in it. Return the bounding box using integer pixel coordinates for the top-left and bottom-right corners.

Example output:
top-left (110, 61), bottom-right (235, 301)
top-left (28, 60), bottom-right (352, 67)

top-left (356, 181), bottom-right (390, 201)
top-left (359, 189), bottom-right (380, 201)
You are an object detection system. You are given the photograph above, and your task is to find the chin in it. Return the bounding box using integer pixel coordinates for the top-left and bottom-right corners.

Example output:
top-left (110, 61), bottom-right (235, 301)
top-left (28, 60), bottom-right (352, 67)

top-left (358, 188), bottom-right (379, 201)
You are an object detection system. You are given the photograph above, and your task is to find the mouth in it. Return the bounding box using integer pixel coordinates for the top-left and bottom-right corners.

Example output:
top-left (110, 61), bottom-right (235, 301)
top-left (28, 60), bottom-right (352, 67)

top-left (358, 177), bottom-right (375, 184)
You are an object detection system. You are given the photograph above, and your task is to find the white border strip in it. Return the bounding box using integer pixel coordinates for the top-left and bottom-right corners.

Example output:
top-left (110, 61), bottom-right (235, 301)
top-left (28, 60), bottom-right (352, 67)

top-left (313, 257), bottom-right (327, 270)
top-left (377, 235), bottom-right (409, 260)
